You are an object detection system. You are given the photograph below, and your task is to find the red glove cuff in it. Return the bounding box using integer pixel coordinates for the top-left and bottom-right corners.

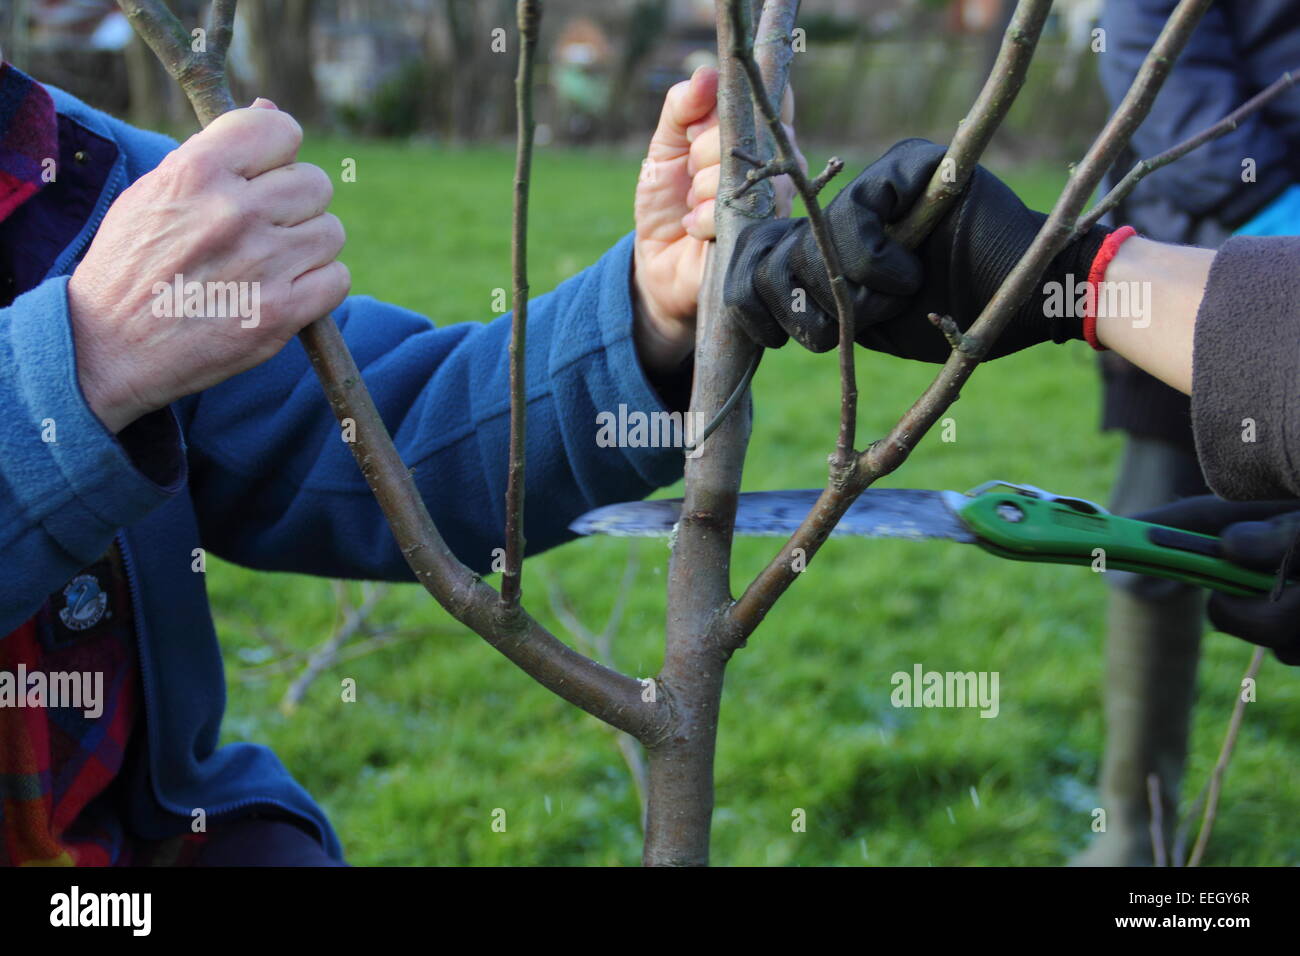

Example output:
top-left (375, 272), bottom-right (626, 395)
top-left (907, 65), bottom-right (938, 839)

top-left (1083, 225), bottom-right (1138, 351)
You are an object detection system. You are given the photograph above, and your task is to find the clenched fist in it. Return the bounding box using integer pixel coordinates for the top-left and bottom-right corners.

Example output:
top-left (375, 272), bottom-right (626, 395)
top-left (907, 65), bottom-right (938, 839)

top-left (70, 100), bottom-right (349, 433)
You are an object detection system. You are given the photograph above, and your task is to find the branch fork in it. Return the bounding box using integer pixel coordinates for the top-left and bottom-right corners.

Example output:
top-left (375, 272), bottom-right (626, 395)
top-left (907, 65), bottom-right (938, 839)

top-left (119, 0), bottom-right (672, 744)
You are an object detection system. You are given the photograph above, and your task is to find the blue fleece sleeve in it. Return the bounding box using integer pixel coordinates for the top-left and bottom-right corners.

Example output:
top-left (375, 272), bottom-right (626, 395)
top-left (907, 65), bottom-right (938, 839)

top-left (180, 232), bottom-right (686, 579)
top-left (0, 276), bottom-right (187, 633)
top-left (1100, 0), bottom-right (1293, 226)
top-left (1233, 183), bottom-right (1300, 235)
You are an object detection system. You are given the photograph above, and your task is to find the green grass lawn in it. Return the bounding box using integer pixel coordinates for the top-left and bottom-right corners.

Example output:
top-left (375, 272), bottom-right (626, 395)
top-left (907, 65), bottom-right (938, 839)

top-left (205, 138), bottom-right (1300, 865)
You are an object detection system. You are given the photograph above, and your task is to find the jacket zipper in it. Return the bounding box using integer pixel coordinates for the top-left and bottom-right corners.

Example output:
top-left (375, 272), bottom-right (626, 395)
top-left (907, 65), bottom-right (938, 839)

top-left (48, 163), bottom-right (120, 280)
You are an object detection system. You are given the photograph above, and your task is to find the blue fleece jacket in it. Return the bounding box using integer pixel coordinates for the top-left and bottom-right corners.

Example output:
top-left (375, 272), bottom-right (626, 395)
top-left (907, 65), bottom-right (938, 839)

top-left (0, 86), bottom-right (685, 859)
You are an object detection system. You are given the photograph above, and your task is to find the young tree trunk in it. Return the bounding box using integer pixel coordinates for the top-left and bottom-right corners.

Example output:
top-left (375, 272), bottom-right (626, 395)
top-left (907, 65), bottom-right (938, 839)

top-left (642, 0), bottom-right (792, 867)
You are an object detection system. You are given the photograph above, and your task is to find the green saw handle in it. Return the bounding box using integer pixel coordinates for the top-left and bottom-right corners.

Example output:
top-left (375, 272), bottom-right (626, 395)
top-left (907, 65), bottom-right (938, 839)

top-left (956, 492), bottom-right (1277, 597)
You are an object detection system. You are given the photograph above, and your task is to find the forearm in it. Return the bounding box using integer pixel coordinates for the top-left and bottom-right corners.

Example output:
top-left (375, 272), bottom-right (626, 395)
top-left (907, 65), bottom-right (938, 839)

top-left (184, 236), bottom-right (687, 579)
top-left (1094, 236), bottom-right (1214, 395)
top-left (0, 280), bottom-right (186, 630)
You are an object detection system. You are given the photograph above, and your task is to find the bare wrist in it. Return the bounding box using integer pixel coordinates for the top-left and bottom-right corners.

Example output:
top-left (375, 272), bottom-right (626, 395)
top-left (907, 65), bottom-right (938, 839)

top-left (631, 286), bottom-right (694, 377)
top-left (68, 276), bottom-right (145, 434)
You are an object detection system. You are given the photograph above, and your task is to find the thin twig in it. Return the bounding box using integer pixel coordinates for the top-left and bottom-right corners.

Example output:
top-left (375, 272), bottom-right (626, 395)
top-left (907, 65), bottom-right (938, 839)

top-left (1172, 782), bottom-right (1205, 867)
top-left (237, 627), bottom-right (430, 681)
top-left (727, 0), bottom-right (858, 468)
top-left (543, 556), bottom-right (650, 826)
top-left (1078, 69), bottom-right (1299, 236)
top-left (732, 157), bottom-right (802, 199)
top-left (501, 0), bottom-right (540, 607)
top-left (928, 312), bottom-right (977, 353)
top-left (811, 156), bottom-right (845, 194)
top-left (683, 350), bottom-right (761, 453)
top-left (1188, 647), bottom-right (1266, 867)
top-left (280, 583), bottom-right (387, 715)
top-left (1147, 773), bottom-right (1167, 867)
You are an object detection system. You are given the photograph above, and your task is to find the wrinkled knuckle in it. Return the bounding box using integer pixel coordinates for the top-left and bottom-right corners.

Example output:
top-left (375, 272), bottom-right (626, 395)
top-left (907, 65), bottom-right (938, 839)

top-left (283, 116), bottom-right (305, 153)
top-left (255, 292), bottom-right (291, 338)
top-left (306, 163), bottom-right (334, 203)
top-left (324, 212), bottom-right (346, 250)
top-left (263, 109), bottom-right (304, 150)
top-left (210, 193), bottom-right (253, 237)
top-left (666, 79), bottom-right (690, 110)
top-left (332, 261), bottom-right (352, 299)
top-left (161, 149), bottom-right (218, 196)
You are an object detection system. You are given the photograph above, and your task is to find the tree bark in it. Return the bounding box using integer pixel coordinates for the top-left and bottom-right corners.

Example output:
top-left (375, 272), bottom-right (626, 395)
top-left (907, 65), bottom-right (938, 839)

top-left (642, 0), bottom-right (798, 867)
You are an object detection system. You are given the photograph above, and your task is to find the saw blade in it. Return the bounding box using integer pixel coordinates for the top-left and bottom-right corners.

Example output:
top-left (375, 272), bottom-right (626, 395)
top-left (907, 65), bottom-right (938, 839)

top-left (570, 489), bottom-right (977, 542)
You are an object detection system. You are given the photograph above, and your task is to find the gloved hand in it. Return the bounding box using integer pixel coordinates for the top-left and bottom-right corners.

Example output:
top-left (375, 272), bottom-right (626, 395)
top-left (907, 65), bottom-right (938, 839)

top-left (724, 138), bottom-right (1116, 359)
top-left (1134, 496), bottom-right (1300, 666)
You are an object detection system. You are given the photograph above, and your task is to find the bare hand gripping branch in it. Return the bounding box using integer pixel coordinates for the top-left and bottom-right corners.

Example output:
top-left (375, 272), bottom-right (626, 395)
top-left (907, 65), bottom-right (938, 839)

top-left (117, 0), bottom-right (669, 743)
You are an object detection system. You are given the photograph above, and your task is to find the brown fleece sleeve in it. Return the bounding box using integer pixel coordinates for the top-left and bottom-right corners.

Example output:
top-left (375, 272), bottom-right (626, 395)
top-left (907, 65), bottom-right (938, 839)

top-left (1191, 236), bottom-right (1300, 499)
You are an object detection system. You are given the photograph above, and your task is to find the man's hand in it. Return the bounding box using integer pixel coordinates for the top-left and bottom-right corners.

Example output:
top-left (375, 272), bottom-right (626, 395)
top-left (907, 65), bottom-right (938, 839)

top-left (632, 66), bottom-right (799, 375)
top-left (1135, 496), bottom-right (1300, 665)
top-left (69, 100), bottom-right (350, 434)
top-left (724, 138), bottom-right (1115, 359)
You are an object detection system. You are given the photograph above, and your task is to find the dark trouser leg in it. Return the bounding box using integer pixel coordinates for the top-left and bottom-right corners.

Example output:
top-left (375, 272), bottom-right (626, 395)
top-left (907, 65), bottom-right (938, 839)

top-left (193, 817), bottom-right (347, 866)
top-left (1072, 436), bottom-right (1206, 866)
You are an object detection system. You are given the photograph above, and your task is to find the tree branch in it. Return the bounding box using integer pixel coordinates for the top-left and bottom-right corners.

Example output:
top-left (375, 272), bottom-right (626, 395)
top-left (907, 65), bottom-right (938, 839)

top-left (728, 0), bottom-right (858, 466)
top-left (119, 0), bottom-right (190, 74)
top-left (207, 0), bottom-right (236, 60)
top-left (1077, 68), bottom-right (1299, 237)
top-left (1187, 647), bottom-right (1265, 867)
top-left (726, 0), bottom-right (1214, 641)
top-left (889, 0), bottom-right (1053, 248)
top-left (501, 0), bottom-right (540, 607)
top-left (117, 0), bottom-right (670, 744)
top-left (544, 557), bottom-right (650, 828)
top-left (119, 0), bottom-right (237, 123)
top-left (280, 582), bottom-right (386, 715)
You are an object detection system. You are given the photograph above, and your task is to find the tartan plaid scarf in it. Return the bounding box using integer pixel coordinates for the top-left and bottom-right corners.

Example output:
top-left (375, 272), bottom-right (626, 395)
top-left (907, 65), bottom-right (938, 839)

top-left (0, 61), bottom-right (57, 223)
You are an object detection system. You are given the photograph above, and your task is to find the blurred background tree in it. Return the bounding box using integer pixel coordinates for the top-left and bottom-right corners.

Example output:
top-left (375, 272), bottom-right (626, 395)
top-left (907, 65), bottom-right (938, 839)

top-left (0, 0), bottom-right (1106, 160)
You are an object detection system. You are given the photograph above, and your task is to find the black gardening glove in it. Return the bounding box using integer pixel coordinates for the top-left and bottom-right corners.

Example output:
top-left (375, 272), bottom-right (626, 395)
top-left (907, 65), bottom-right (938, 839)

top-left (1134, 496), bottom-right (1300, 666)
top-left (724, 138), bottom-right (1115, 360)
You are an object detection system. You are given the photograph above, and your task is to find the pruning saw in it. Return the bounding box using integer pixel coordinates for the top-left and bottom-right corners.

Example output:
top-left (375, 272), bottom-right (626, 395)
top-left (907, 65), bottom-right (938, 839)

top-left (570, 481), bottom-right (1277, 597)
